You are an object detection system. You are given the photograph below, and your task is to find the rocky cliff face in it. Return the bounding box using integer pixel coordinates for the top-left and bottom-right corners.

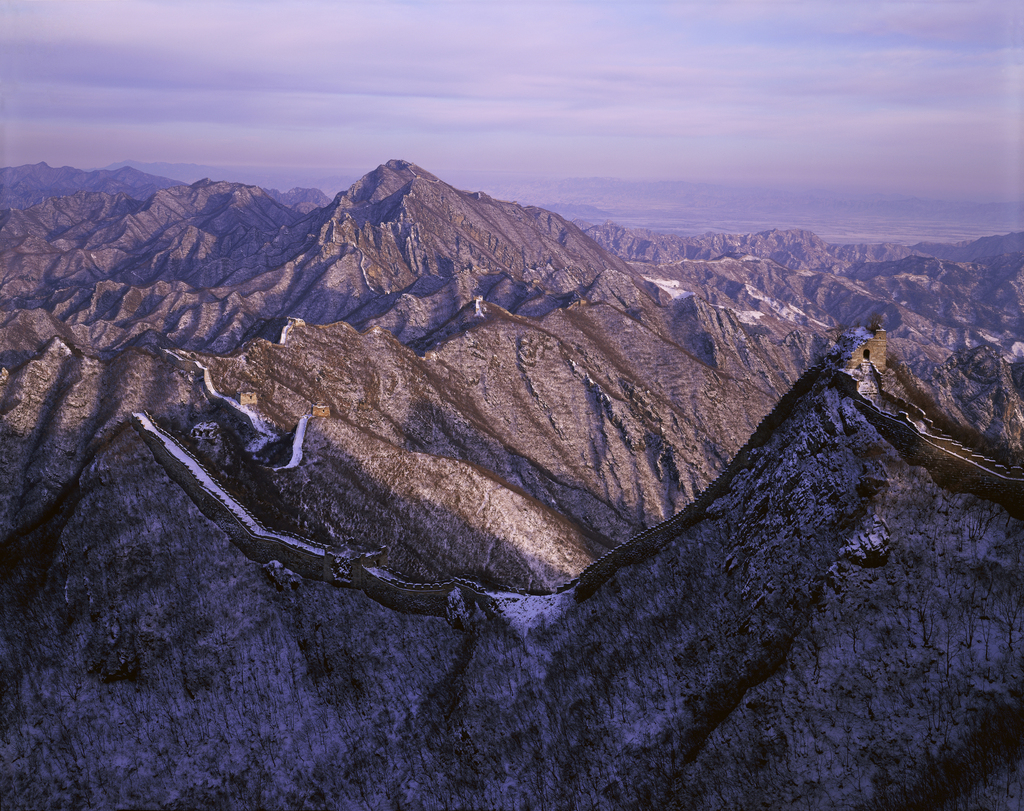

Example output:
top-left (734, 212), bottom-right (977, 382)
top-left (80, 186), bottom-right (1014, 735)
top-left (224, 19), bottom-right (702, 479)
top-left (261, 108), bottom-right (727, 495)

top-left (926, 345), bottom-right (1024, 458)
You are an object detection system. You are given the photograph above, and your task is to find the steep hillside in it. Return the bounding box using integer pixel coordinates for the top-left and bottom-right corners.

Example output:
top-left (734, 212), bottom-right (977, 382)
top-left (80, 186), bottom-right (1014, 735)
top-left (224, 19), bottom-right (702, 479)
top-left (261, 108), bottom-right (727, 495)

top-left (0, 161), bottom-right (824, 546)
top-left (583, 223), bottom-right (918, 270)
top-left (923, 345), bottom-right (1024, 458)
top-left (0, 288), bottom-right (808, 594)
top-left (262, 186), bottom-right (332, 213)
top-left (914, 231), bottom-right (1024, 262)
top-left (584, 221), bottom-right (1023, 270)
top-left (196, 306), bottom-right (792, 561)
top-left (3, 159), bottom-right (1024, 808)
top-left (603, 247), bottom-right (1023, 367)
top-left (2, 355), bottom-right (1022, 809)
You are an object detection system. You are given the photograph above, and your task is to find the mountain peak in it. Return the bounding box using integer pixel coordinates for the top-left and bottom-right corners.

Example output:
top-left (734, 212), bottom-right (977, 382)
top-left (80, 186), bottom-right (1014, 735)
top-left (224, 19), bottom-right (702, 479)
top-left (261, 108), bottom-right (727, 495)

top-left (339, 159), bottom-right (442, 206)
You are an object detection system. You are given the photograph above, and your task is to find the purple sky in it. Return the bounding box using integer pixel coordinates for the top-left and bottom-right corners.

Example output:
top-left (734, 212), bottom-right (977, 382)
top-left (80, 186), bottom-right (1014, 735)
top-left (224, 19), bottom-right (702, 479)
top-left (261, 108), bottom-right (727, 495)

top-left (1, 0), bottom-right (1021, 200)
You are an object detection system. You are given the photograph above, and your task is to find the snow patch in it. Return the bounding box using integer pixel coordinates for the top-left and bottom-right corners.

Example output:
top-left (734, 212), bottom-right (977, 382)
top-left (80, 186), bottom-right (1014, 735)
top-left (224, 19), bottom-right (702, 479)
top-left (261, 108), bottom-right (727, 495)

top-left (642, 276), bottom-right (694, 300)
top-left (494, 591), bottom-right (574, 637)
top-left (735, 310), bottom-right (765, 325)
top-left (742, 283), bottom-right (819, 325)
top-left (274, 415), bottom-right (309, 470)
top-left (840, 515), bottom-right (890, 566)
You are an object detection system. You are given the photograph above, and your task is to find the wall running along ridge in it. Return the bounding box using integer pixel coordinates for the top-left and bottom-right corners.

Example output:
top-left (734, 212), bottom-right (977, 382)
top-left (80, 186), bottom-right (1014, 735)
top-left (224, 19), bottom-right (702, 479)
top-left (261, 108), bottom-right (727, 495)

top-left (130, 412), bottom-right (527, 626)
top-left (134, 338), bottom-right (1023, 624)
top-left (833, 377), bottom-right (1024, 520)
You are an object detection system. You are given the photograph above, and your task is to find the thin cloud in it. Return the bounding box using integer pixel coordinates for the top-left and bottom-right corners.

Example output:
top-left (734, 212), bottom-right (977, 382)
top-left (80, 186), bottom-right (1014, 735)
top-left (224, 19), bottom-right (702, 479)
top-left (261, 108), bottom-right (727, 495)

top-left (1, 0), bottom-right (1019, 198)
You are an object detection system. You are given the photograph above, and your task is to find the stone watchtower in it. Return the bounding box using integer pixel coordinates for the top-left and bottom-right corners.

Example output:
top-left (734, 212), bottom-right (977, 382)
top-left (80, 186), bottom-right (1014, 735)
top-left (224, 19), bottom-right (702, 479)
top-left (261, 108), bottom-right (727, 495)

top-left (847, 328), bottom-right (887, 373)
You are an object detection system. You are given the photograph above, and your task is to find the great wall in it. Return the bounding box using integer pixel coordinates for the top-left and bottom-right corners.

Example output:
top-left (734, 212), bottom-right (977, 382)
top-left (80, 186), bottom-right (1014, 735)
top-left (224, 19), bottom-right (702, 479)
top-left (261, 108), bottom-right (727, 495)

top-left (133, 327), bottom-right (1024, 629)
top-left (130, 411), bottom-right (528, 624)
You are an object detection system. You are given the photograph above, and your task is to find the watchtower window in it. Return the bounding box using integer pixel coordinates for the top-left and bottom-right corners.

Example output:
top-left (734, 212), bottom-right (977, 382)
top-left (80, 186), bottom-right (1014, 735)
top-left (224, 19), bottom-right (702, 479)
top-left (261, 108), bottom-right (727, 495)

top-left (863, 349), bottom-right (870, 360)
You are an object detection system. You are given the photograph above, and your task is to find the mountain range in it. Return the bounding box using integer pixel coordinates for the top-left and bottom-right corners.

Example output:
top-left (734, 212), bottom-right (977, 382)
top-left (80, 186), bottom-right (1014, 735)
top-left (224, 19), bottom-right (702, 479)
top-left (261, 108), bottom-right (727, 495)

top-left (1, 159), bottom-right (1023, 809)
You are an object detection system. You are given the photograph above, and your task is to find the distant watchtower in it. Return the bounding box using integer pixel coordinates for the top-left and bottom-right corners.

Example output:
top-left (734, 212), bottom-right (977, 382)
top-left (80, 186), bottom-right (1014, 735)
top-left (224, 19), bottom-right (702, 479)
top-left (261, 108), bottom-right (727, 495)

top-left (239, 390), bottom-right (258, 406)
top-left (847, 328), bottom-right (887, 373)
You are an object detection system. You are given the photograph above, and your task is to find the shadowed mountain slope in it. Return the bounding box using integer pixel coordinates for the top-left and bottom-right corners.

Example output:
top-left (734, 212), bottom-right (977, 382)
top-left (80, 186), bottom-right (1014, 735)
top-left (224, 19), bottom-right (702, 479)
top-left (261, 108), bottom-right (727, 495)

top-left (2, 354), bottom-right (1023, 809)
top-left (3, 160), bottom-right (1024, 808)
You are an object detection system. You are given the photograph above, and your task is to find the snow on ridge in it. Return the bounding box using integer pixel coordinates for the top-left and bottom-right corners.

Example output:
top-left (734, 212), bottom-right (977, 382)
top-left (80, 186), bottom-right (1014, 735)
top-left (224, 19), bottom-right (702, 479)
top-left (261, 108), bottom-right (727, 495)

top-left (495, 591), bottom-right (574, 638)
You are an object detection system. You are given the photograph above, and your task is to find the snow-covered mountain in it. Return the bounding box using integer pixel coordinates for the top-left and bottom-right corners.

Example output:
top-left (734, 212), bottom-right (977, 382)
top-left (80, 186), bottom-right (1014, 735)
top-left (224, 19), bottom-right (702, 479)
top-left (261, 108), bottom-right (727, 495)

top-left (1, 160), bottom-right (1023, 808)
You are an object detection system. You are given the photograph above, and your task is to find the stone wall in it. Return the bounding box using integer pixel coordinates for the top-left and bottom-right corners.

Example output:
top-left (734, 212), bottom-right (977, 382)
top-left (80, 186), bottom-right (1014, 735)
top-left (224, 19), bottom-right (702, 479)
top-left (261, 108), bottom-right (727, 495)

top-left (846, 329), bottom-right (887, 373)
top-left (132, 412), bottom-right (524, 624)
top-left (131, 413), bottom-right (341, 583)
top-left (832, 373), bottom-right (1024, 519)
top-left (137, 342), bottom-right (1022, 626)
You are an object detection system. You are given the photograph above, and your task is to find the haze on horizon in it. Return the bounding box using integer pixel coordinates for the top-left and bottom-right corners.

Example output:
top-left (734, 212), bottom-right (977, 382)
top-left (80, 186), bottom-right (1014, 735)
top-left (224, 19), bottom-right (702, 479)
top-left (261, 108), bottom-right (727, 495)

top-left (1, 0), bottom-right (1021, 203)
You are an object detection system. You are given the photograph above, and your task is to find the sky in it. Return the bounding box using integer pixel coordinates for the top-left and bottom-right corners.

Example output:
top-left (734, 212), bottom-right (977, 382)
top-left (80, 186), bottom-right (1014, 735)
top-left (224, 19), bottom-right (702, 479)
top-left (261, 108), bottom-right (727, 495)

top-left (1, 0), bottom-right (1022, 201)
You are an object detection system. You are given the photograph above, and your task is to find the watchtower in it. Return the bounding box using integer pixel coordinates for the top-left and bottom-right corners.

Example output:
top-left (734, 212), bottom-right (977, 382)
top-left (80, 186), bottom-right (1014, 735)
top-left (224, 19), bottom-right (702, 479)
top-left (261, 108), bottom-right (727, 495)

top-left (239, 390), bottom-right (258, 406)
top-left (847, 328), bottom-right (887, 373)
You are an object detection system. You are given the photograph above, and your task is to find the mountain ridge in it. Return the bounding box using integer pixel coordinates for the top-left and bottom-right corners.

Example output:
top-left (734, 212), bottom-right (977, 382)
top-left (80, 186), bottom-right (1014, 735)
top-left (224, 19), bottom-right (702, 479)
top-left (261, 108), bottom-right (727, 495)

top-left (2, 158), bottom-right (1024, 808)
top-left (4, 323), bottom-right (1024, 808)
